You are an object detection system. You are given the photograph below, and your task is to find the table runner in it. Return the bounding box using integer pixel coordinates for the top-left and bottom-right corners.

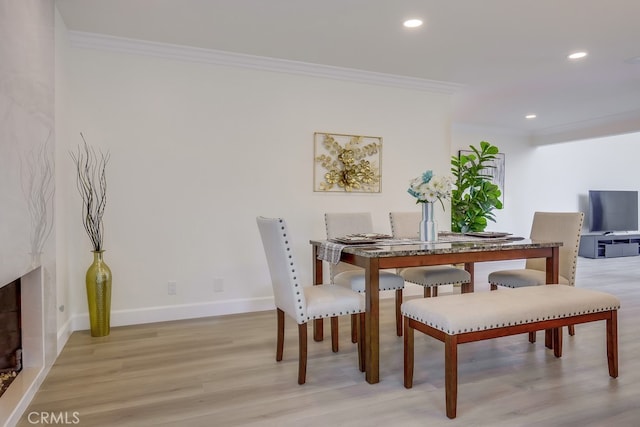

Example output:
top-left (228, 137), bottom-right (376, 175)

top-left (317, 241), bottom-right (347, 264)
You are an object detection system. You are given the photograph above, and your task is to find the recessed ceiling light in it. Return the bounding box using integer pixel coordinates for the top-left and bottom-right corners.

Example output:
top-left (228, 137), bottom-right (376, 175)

top-left (403, 19), bottom-right (423, 28)
top-left (525, 114), bottom-right (537, 119)
top-left (568, 51), bottom-right (588, 60)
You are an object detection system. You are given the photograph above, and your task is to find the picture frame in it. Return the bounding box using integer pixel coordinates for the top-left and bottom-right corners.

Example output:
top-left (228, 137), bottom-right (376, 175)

top-left (314, 132), bottom-right (382, 193)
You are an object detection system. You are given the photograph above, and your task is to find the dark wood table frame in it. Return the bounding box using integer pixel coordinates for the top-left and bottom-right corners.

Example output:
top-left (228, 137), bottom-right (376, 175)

top-left (311, 240), bottom-right (561, 384)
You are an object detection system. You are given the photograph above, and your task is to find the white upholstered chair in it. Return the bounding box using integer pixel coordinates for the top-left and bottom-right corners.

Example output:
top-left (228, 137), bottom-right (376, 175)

top-left (324, 212), bottom-right (406, 337)
top-left (257, 216), bottom-right (365, 384)
top-left (389, 211), bottom-right (471, 297)
top-left (488, 211), bottom-right (584, 336)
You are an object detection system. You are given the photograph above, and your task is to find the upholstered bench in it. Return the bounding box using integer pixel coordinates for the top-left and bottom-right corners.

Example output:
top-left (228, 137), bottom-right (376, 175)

top-left (402, 285), bottom-right (620, 419)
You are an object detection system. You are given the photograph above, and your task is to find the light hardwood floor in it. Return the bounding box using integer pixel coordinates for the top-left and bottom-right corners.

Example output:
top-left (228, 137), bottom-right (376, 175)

top-left (17, 257), bottom-right (640, 426)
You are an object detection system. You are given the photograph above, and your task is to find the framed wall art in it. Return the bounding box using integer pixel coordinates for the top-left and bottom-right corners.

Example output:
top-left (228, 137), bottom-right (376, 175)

top-left (314, 132), bottom-right (382, 193)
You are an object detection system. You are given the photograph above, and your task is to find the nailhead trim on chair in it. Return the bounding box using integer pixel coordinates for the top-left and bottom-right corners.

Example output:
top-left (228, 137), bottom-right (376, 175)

top-left (258, 216), bottom-right (366, 385)
top-left (568, 214), bottom-right (584, 286)
top-left (490, 212), bottom-right (584, 289)
top-left (333, 270), bottom-right (405, 291)
top-left (401, 277), bottom-right (470, 286)
top-left (278, 219), bottom-right (306, 321)
top-left (307, 311), bottom-right (361, 320)
top-left (389, 212), bottom-right (471, 289)
top-left (389, 212), bottom-right (397, 236)
top-left (274, 218), bottom-right (364, 322)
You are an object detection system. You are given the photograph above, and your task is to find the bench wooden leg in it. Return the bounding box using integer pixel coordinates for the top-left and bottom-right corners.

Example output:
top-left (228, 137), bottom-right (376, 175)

top-left (568, 324), bottom-right (575, 335)
top-left (403, 317), bottom-right (414, 388)
top-left (403, 308), bottom-right (618, 419)
top-left (607, 311), bottom-right (618, 378)
top-left (532, 329), bottom-right (560, 350)
top-left (545, 329), bottom-right (553, 349)
top-left (553, 327), bottom-right (563, 357)
top-left (444, 334), bottom-right (458, 419)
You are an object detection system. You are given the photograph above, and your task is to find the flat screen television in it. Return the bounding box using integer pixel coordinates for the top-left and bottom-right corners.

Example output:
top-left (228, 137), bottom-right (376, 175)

top-left (589, 190), bottom-right (639, 233)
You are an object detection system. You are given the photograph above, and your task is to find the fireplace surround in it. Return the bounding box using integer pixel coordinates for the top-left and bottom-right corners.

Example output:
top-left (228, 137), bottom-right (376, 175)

top-left (0, 267), bottom-right (44, 427)
top-left (0, 278), bottom-right (22, 398)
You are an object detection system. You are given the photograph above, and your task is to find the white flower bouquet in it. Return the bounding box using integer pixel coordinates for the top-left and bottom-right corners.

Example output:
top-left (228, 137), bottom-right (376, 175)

top-left (408, 170), bottom-right (454, 208)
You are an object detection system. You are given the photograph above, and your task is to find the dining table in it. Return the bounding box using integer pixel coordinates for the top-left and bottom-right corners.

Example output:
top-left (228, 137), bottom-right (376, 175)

top-left (310, 234), bottom-right (563, 384)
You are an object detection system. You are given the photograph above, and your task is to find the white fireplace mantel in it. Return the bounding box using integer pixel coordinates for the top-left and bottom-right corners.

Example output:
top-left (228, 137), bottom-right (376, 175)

top-left (0, 266), bottom-right (46, 427)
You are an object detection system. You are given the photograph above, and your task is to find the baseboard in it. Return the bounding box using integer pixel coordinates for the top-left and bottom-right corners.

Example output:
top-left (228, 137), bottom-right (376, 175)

top-left (56, 318), bottom-right (73, 357)
top-left (69, 296), bottom-right (276, 332)
top-left (61, 289), bottom-right (417, 342)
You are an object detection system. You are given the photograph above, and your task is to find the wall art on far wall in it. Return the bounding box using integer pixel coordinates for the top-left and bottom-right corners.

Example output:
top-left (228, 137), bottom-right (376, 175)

top-left (459, 149), bottom-right (505, 205)
top-left (314, 132), bottom-right (382, 193)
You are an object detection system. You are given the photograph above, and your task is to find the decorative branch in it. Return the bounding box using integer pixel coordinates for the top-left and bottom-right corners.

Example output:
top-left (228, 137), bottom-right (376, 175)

top-left (70, 133), bottom-right (110, 251)
top-left (21, 131), bottom-right (55, 255)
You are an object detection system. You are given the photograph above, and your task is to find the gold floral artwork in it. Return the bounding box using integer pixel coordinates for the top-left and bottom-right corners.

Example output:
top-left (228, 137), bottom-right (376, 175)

top-left (314, 132), bottom-right (382, 192)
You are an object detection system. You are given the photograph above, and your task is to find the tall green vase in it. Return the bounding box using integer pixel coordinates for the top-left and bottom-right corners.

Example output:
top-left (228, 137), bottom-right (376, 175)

top-left (86, 250), bottom-right (112, 337)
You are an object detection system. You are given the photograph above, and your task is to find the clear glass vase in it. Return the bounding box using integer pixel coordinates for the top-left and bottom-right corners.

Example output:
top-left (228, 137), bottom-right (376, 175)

top-left (86, 250), bottom-right (112, 337)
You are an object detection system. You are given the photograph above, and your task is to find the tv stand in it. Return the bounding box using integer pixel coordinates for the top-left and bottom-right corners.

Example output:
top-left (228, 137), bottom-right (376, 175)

top-left (579, 233), bottom-right (640, 258)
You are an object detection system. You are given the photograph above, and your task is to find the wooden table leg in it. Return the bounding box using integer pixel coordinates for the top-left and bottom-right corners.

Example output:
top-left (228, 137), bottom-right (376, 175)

top-left (545, 247), bottom-right (560, 349)
top-left (553, 327), bottom-right (563, 357)
top-left (364, 258), bottom-right (380, 384)
top-left (312, 246), bottom-right (323, 341)
top-left (545, 247), bottom-right (560, 285)
top-left (462, 262), bottom-right (474, 293)
top-left (607, 310), bottom-right (618, 378)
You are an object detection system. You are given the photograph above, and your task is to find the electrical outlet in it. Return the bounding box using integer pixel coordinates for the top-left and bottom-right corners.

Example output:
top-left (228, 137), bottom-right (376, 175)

top-left (213, 278), bottom-right (224, 293)
top-left (168, 281), bottom-right (177, 295)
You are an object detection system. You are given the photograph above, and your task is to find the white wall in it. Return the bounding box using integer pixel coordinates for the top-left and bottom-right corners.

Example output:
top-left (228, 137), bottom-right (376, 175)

top-left (528, 132), bottom-right (640, 231)
top-left (55, 24), bottom-right (640, 338)
top-left (54, 8), bottom-right (74, 345)
top-left (58, 32), bottom-right (455, 331)
top-left (0, 0), bottom-right (54, 287)
top-left (0, 0), bottom-right (58, 362)
top-left (453, 125), bottom-right (640, 236)
top-left (452, 124), bottom-right (533, 236)
top-left (0, 2), bottom-right (58, 423)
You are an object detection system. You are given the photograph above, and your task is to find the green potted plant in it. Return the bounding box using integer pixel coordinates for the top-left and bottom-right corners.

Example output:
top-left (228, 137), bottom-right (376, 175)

top-left (450, 141), bottom-right (503, 233)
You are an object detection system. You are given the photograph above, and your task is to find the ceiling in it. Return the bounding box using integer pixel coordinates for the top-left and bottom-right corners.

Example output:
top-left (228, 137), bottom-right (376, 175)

top-left (55, 0), bottom-right (640, 144)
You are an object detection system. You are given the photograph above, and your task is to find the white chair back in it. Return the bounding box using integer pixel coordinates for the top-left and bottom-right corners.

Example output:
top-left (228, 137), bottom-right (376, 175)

top-left (526, 212), bottom-right (584, 286)
top-left (389, 211), bottom-right (421, 239)
top-left (256, 217), bottom-right (307, 322)
top-left (324, 212), bottom-right (373, 280)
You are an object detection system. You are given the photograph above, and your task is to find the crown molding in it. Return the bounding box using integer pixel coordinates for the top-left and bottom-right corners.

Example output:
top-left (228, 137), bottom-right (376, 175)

top-left (530, 109), bottom-right (640, 145)
top-left (68, 31), bottom-right (463, 94)
top-left (452, 122), bottom-right (529, 138)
